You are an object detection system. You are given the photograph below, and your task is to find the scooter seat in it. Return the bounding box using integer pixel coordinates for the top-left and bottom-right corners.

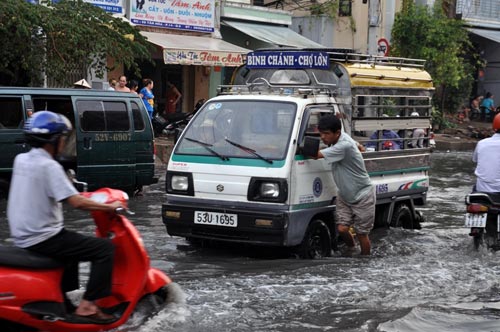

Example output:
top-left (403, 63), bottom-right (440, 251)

top-left (0, 246), bottom-right (63, 269)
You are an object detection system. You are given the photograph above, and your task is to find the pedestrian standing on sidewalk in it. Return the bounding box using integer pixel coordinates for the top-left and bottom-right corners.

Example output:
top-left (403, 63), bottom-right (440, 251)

top-left (115, 75), bottom-right (130, 92)
top-left (480, 92), bottom-right (495, 122)
top-left (313, 114), bottom-right (375, 256)
top-left (164, 81), bottom-right (182, 115)
top-left (129, 80), bottom-right (139, 95)
top-left (140, 78), bottom-right (154, 120)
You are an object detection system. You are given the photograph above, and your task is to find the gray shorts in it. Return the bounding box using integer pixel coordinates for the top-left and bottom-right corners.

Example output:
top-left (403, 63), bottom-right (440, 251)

top-left (336, 187), bottom-right (376, 235)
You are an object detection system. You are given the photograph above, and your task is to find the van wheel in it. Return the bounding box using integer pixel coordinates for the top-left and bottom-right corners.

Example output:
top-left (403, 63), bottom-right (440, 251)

top-left (296, 220), bottom-right (332, 259)
top-left (390, 204), bottom-right (420, 229)
top-left (0, 179), bottom-right (9, 199)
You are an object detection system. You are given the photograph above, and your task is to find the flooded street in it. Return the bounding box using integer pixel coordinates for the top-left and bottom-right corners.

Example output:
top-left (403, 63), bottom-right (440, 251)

top-left (3, 151), bottom-right (500, 331)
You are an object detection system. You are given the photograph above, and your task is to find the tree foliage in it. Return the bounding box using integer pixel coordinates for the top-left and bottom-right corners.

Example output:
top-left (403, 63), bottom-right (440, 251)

top-left (391, 1), bottom-right (481, 115)
top-left (0, 0), bottom-right (152, 86)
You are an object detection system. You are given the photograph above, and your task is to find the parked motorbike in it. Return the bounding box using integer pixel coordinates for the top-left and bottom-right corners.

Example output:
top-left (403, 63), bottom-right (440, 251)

top-left (0, 187), bottom-right (182, 332)
top-left (153, 99), bottom-right (205, 138)
top-left (465, 192), bottom-right (500, 250)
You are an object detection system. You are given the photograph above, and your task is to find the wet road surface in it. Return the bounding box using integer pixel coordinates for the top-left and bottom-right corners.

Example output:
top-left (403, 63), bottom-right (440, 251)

top-left (3, 151), bottom-right (500, 331)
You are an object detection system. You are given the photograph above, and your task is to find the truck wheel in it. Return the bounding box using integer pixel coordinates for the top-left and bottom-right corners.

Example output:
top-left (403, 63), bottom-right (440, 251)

top-left (390, 204), bottom-right (420, 229)
top-left (296, 220), bottom-right (332, 259)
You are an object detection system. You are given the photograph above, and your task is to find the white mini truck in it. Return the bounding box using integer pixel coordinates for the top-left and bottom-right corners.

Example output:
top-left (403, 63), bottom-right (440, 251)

top-left (162, 50), bottom-right (434, 258)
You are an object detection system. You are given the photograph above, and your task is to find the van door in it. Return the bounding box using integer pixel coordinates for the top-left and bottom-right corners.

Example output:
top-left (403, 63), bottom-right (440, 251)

top-left (0, 96), bottom-right (29, 185)
top-left (130, 100), bottom-right (156, 186)
top-left (75, 98), bottom-right (135, 191)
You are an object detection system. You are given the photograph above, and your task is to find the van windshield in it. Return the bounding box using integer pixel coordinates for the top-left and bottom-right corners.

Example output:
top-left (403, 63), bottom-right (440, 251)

top-left (175, 100), bottom-right (296, 161)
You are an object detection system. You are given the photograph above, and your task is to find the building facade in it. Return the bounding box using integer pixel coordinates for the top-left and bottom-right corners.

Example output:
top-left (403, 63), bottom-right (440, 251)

top-left (457, 0), bottom-right (500, 99)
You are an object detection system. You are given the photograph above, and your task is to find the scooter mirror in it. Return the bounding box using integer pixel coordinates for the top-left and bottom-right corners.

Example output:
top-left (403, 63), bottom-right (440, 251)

top-left (66, 169), bottom-right (88, 192)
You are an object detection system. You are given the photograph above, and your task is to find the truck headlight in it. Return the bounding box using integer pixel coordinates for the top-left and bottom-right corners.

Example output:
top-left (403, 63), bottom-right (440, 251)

top-left (171, 175), bottom-right (188, 191)
top-left (260, 182), bottom-right (280, 198)
top-left (166, 171), bottom-right (194, 196)
top-left (248, 177), bottom-right (287, 203)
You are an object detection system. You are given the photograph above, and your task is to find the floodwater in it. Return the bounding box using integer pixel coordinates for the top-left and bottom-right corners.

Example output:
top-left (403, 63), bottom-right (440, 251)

top-left (3, 151), bottom-right (500, 332)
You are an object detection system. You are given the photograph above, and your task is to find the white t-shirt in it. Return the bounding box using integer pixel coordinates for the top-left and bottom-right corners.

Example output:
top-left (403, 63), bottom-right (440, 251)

top-left (472, 133), bottom-right (500, 193)
top-left (7, 148), bottom-right (79, 248)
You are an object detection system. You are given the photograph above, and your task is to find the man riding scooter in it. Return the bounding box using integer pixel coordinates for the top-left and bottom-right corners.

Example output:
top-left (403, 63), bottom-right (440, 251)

top-left (6, 111), bottom-right (123, 324)
top-left (473, 113), bottom-right (500, 194)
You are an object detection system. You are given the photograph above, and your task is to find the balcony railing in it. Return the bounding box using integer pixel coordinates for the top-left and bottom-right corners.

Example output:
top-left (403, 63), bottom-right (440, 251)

top-left (456, 0), bottom-right (500, 24)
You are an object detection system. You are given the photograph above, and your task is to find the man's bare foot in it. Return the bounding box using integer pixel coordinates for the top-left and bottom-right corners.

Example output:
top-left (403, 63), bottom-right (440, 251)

top-left (74, 299), bottom-right (116, 324)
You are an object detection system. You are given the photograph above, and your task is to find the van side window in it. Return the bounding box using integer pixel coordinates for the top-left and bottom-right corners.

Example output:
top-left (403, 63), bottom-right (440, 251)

top-left (32, 97), bottom-right (74, 125)
top-left (77, 100), bottom-right (129, 132)
top-left (0, 97), bottom-right (23, 129)
top-left (131, 101), bottom-right (145, 131)
top-left (105, 102), bottom-right (129, 131)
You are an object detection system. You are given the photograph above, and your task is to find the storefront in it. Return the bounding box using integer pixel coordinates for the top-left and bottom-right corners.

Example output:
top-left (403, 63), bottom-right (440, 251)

top-left (88, 0), bottom-right (249, 114)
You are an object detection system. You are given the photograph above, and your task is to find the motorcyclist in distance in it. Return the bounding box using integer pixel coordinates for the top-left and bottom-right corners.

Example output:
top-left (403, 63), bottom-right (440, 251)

top-left (6, 111), bottom-right (123, 324)
top-left (472, 113), bottom-right (500, 194)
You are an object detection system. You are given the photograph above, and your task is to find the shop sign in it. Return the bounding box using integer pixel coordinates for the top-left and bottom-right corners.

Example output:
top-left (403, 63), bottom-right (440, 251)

top-left (130, 0), bottom-right (215, 33)
top-left (27, 0), bottom-right (123, 13)
top-left (164, 50), bottom-right (244, 66)
top-left (246, 51), bottom-right (329, 69)
top-left (86, 0), bottom-right (123, 13)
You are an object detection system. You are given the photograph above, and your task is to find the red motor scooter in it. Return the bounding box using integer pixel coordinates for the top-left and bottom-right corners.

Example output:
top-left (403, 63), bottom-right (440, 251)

top-left (0, 188), bottom-right (180, 332)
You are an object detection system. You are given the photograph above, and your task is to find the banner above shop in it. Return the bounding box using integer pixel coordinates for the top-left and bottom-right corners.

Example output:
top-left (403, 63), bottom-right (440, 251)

top-left (130, 0), bottom-right (215, 33)
top-left (141, 31), bottom-right (249, 66)
top-left (164, 49), bottom-right (244, 66)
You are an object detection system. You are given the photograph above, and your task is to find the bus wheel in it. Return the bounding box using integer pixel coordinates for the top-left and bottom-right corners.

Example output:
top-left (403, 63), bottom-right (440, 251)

top-left (390, 204), bottom-right (420, 229)
top-left (296, 220), bottom-right (332, 259)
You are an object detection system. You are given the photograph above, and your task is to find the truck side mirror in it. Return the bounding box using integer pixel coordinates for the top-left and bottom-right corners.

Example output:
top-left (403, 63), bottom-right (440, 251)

top-left (302, 136), bottom-right (320, 157)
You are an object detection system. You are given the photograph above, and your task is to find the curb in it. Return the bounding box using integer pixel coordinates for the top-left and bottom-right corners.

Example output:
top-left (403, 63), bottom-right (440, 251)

top-left (433, 134), bottom-right (478, 152)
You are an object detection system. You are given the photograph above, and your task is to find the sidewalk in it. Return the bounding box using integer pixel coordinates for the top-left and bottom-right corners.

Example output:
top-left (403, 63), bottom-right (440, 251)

top-left (155, 136), bottom-right (174, 164)
top-left (433, 117), bottom-right (494, 151)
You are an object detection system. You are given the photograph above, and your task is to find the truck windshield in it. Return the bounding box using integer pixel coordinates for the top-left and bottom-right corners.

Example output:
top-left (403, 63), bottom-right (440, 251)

top-left (175, 100), bottom-right (296, 161)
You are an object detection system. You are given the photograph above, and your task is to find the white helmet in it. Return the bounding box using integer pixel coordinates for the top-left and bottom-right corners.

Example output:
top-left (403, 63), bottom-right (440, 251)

top-left (411, 112), bottom-right (420, 117)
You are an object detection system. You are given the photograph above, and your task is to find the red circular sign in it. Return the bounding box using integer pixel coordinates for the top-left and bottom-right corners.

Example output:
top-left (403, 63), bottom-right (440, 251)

top-left (377, 38), bottom-right (390, 56)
